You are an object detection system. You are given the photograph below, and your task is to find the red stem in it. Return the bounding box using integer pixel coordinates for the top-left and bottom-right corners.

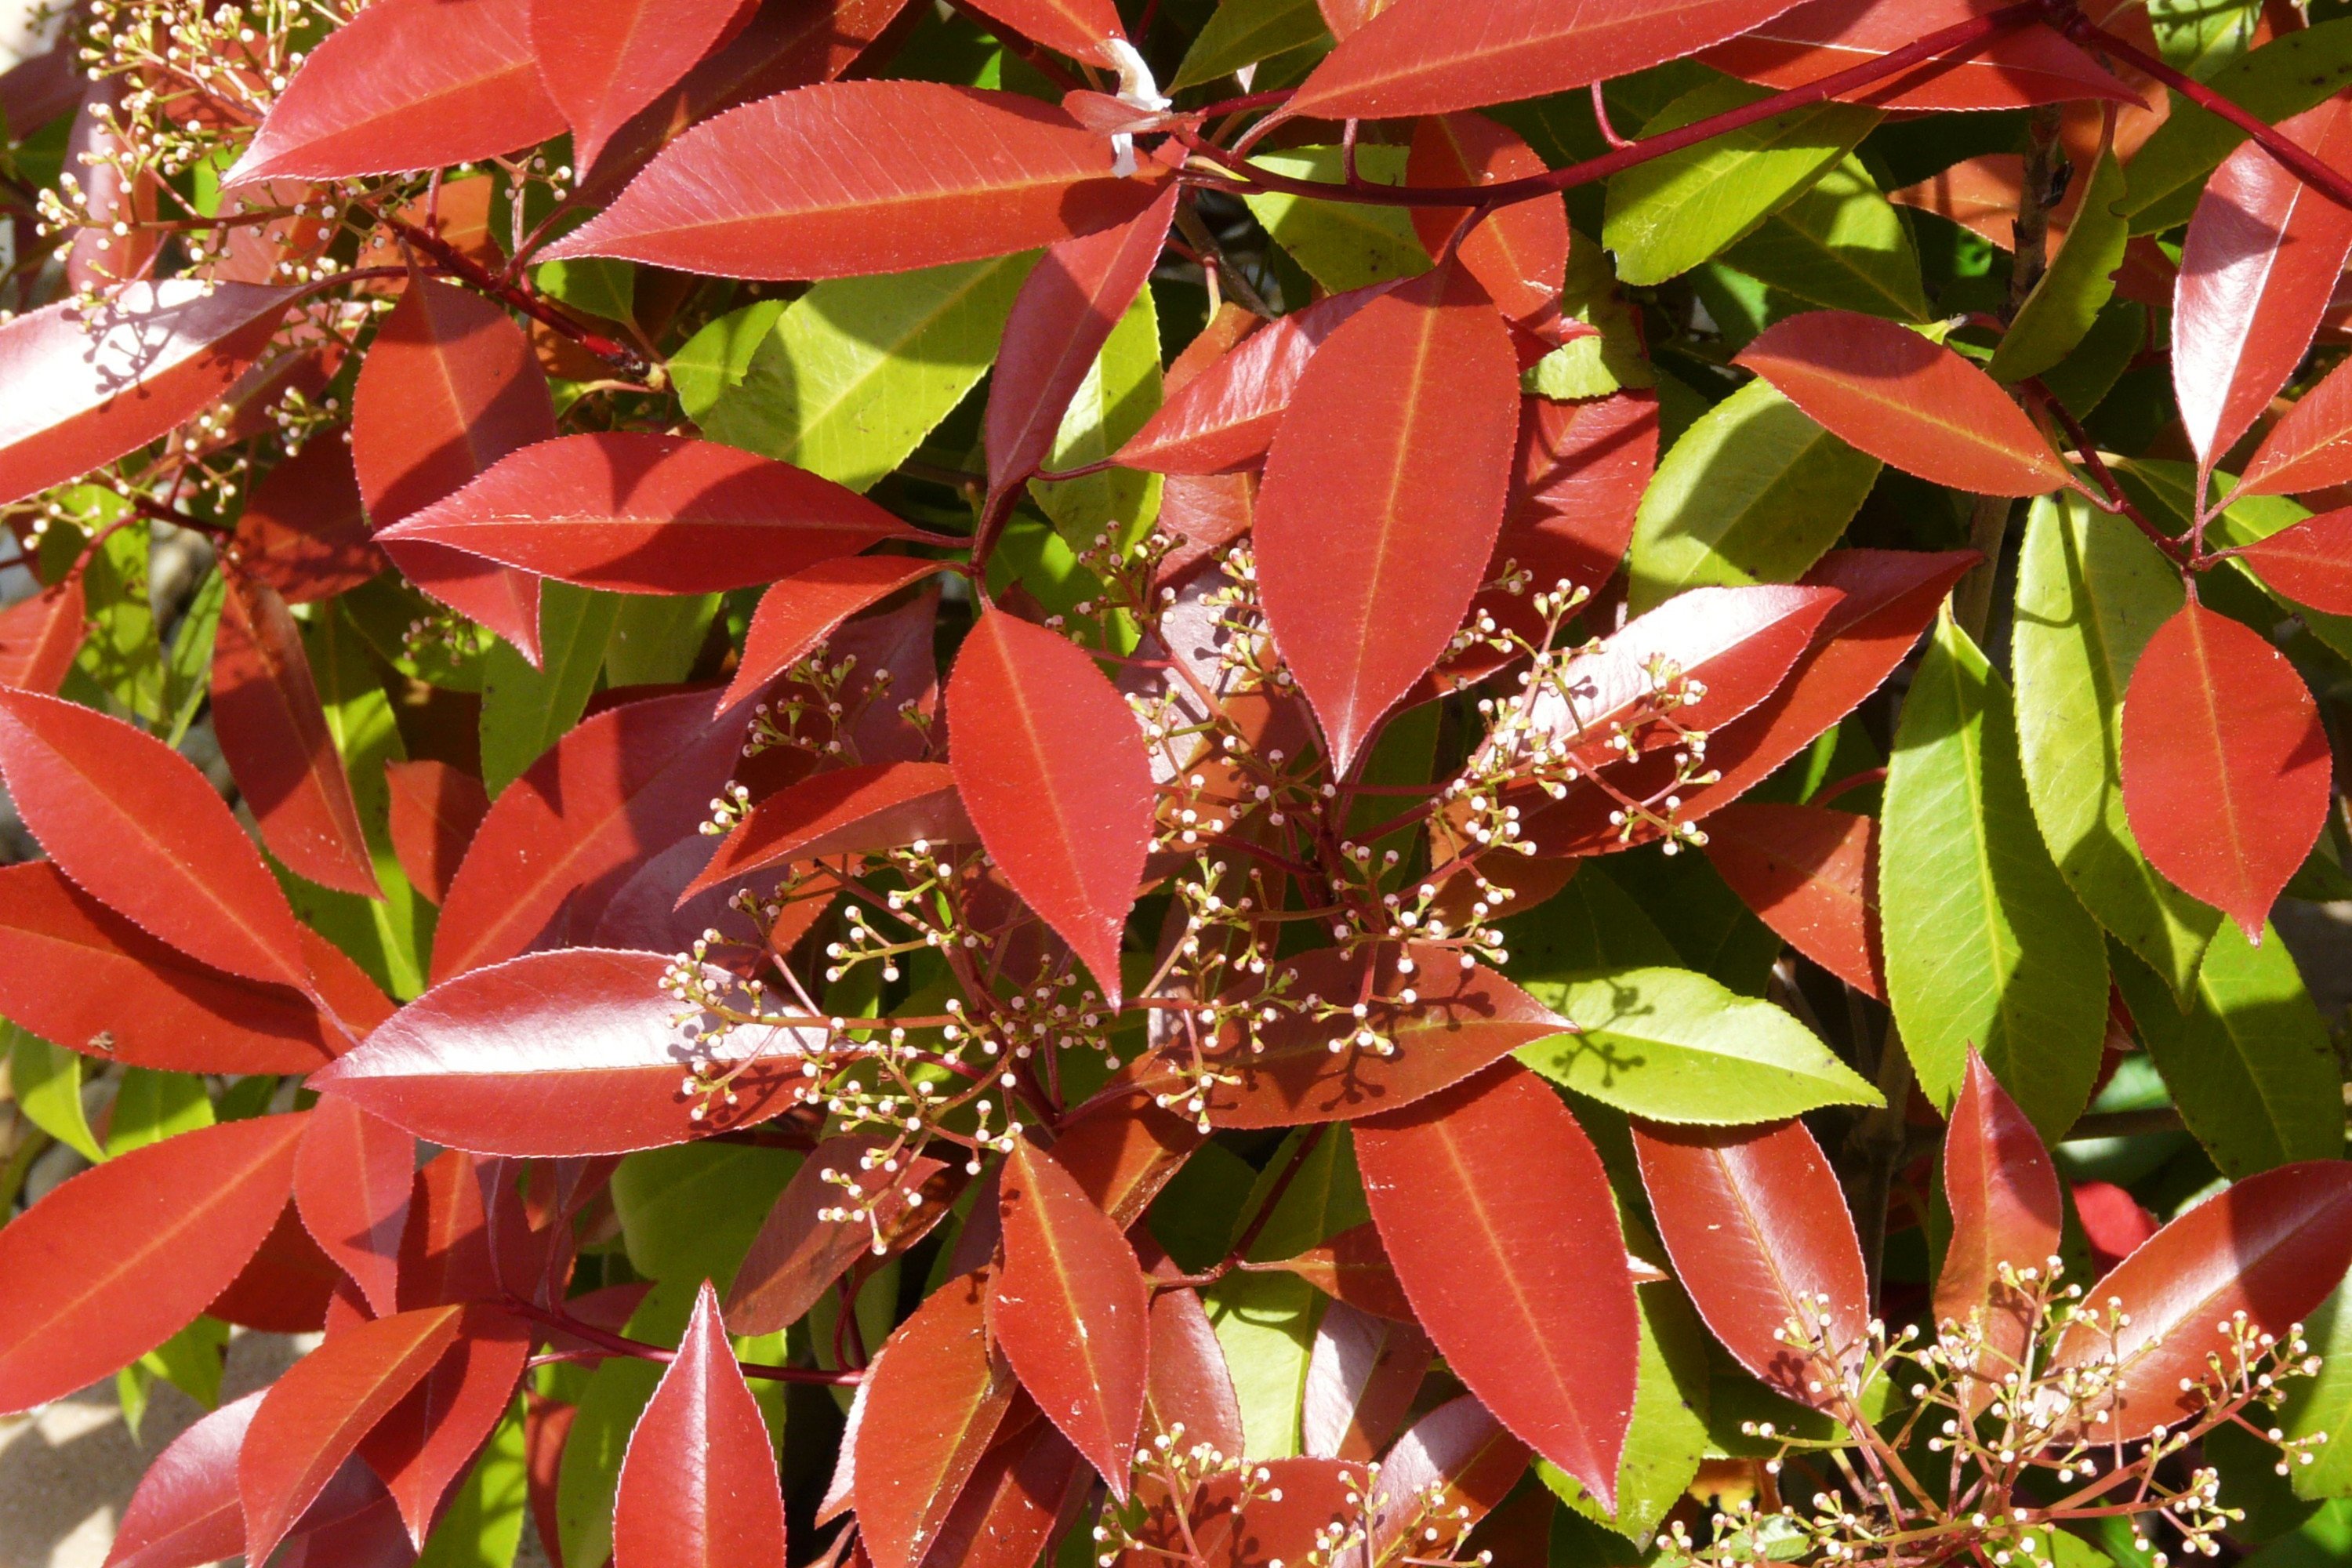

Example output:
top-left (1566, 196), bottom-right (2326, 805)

top-left (502, 1296), bottom-right (863, 1385)
top-left (385, 215), bottom-right (647, 376)
top-left (2063, 15), bottom-right (2352, 215)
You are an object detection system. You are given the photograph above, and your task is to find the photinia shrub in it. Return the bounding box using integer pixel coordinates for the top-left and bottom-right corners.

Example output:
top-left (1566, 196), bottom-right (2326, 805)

top-left (4, 2), bottom-right (2352, 1566)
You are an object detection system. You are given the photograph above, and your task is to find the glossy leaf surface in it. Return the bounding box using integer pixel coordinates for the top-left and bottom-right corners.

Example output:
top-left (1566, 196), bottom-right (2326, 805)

top-left (1632, 1116), bottom-right (1867, 1405)
top-left (2241, 354), bottom-right (2352, 497)
top-left (294, 1095), bottom-right (415, 1319)
top-left (1357, 1062), bottom-right (1637, 1508)
top-left (103, 1391), bottom-right (263, 1568)
top-left (2047, 1161), bottom-right (2352, 1441)
top-left (1701, 803), bottom-right (1882, 997)
top-left (1936, 1051), bottom-right (2062, 1353)
top-left (2122, 601), bottom-right (2329, 942)
top-left (0, 1114), bottom-right (307, 1414)
top-left (992, 1139), bottom-right (1151, 1494)
top-left (685, 762), bottom-right (971, 901)
top-left (612, 1282), bottom-right (788, 1568)
top-left (2173, 96), bottom-right (2352, 466)
top-left (1254, 271), bottom-right (1523, 770)
top-left (728, 1134), bottom-right (950, 1335)
top-left (212, 570), bottom-right (384, 898)
top-left (547, 82), bottom-right (1167, 281)
top-left (717, 554), bottom-right (943, 714)
top-left (855, 1272), bottom-right (1018, 1568)
top-left (1285, 0), bottom-right (1802, 120)
top-left (2238, 506), bottom-right (2352, 615)
top-left (227, 0), bottom-right (564, 185)
top-left (947, 611), bottom-right (1152, 1005)
top-left (1703, 0), bottom-right (2134, 110)
top-left (381, 432), bottom-right (902, 594)
top-left (0, 688), bottom-right (315, 993)
top-left (314, 948), bottom-right (815, 1155)
top-left (1406, 115), bottom-right (1568, 339)
top-left (1737, 311), bottom-right (2067, 495)
top-left (531, 0), bottom-right (753, 172)
top-left (0, 578), bottom-right (87, 695)
top-left (384, 759), bottom-right (491, 907)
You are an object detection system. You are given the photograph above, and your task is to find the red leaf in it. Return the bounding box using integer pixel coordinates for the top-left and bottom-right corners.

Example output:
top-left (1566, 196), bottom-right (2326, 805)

top-left (987, 183), bottom-right (1180, 498)
top-left (1737, 310), bottom-right (2067, 495)
top-left (209, 1201), bottom-right (344, 1334)
top-left (1357, 1061), bottom-right (1638, 1509)
top-left (238, 1303), bottom-right (468, 1566)
top-left (0, 1113), bottom-right (307, 1414)
top-left (1494, 390), bottom-right (1660, 600)
top-left (0, 281), bottom-right (292, 507)
top-left (920, 1408), bottom-right (1088, 1568)
top-left (2072, 1179), bottom-right (2158, 1273)
top-left (2121, 601), bottom-right (2330, 940)
top-left (1284, 0), bottom-right (1803, 120)
top-left (1701, 0), bottom-right (2136, 110)
top-left (718, 554), bottom-right (945, 716)
top-left (855, 1272), bottom-right (1019, 1568)
top-left (350, 278), bottom-right (554, 662)
top-left (314, 948), bottom-right (811, 1156)
top-left (1407, 116), bottom-right (1569, 342)
top-left (212, 571), bottom-right (384, 898)
top-left (1632, 1116), bottom-right (1867, 1406)
top-left (1144, 1287), bottom-right (1243, 1456)
top-left (0, 577), bottom-right (85, 694)
top-left (384, 759), bottom-right (491, 908)
top-left (2174, 96), bottom-right (2352, 466)
top-left (1702, 802), bottom-right (1883, 997)
top-left (1113, 285), bottom-right (1390, 475)
top-left (728, 1133), bottom-right (951, 1335)
top-left (1258, 1222), bottom-right (1417, 1322)
top-left (397, 1151), bottom-right (502, 1311)
top-left (612, 1283), bottom-right (788, 1568)
top-left (231, 438), bottom-right (387, 604)
top-left (105, 1391), bottom-right (263, 1568)
top-left (1136, 946), bottom-right (1568, 1128)
top-left (224, 0), bottom-right (564, 187)
top-left (1936, 1050), bottom-right (2061, 1370)
top-left (433, 688), bottom-right (749, 982)
top-left (2241, 356), bottom-right (2352, 498)
top-left (2046, 1161), bottom-right (2352, 1441)
top-left (531, 0), bottom-right (756, 172)
top-left (1303, 1301), bottom-right (1434, 1462)
top-left (959, 0), bottom-right (1127, 65)
top-left (2237, 505), bottom-right (2352, 613)
top-left (1129, 1457), bottom-right (1370, 1568)
top-left (295, 1096), bottom-right (417, 1319)
top-left (947, 610), bottom-right (1152, 1006)
top-left (380, 432), bottom-right (904, 594)
top-left (1520, 549), bottom-right (1976, 857)
top-left (1367, 1396), bottom-right (1530, 1563)
top-left (359, 1314), bottom-right (533, 1546)
top-left (1534, 584), bottom-right (1841, 769)
top-left (991, 1138), bottom-right (1152, 1495)
top-left (1255, 269), bottom-right (1520, 771)
top-left (684, 762), bottom-right (971, 902)
top-left (1049, 1090), bottom-right (1207, 1229)
top-left (544, 82), bottom-right (1169, 281)
top-left (0, 688), bottom-right (316, 995)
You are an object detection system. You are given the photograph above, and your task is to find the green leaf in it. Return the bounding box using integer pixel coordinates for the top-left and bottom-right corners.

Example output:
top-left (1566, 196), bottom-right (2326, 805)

top-left (1518, 967), bottom-right (1881, 1123)
top-left (162, 568), bottom-right (223, 747)
top-left (535, 257), bottom-right (635, 325)
top-left (611, 1140), bottom-right (799, 1287)
top-left (105, 1066), bottom-right (213, 1156)
top-left (2114, 927), bottom-right (2341, 1178)
top-left (2034, 299), bottom-right (2145, 419)
top-left (1526, 228), bottom-right (1656, 398)
top-left (559, 1346), bottom-right (662, 1568)
top-left (2280, 1285), bottom-right (2352, 1500)
top-left (2149, 0), bottom-right (2262, 80)
top-left (1721, 154), bottom-right (1929, 323)
top-left (1029, 282), bottom-right (1163, 550)
top-left (2013, 495), bottom-right (2219, 997)
top-left (75, 512), bottom-right (162, 722)
top-left (2242, 1501), bottom-right (2352, 1568)
top-left (6, 1024), bottom-right (102, 1161)
top-left (1147, 1139), bottom-right (1258, 1272)
top-left (136, 1313), bottom-right (227, 1412)
top-left (702, 254), bottom-right (1036, 492)
top-left (300, 604), bottom-right (432, 999)
top-left (1501, 862), bottom-right (1679, 980)
top-left (2116, 459), bottom-right (2352, 666)
top-left (1240, 147), bottom-right (1431, 294)
top-left (479, 581), bottom-right (622, 797)
top-left (604, 592), bottom-right (720, 688)
top-left (1602, 77), bottom-right (1878, 287)
top-left (1174, 0), bottom-right (1328, 89)
top-left (1882, 611), bottom-right (2109, 1141)
top-left (1624, 376), bottom-right (1880, 612)
top-left (670, 298), bottom-right (789, 423)
top-left (1988, 149), bottom-right (2128, 383)
top-left (1539, 1279), bottom-right (1711, 1542)
top-left (417, 1397), bottom-right (529, 1568)
top-left (2122, 18), bottom-right (2352, 234)
top-left (1204, 1127), bottom-right (1367, 1459)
